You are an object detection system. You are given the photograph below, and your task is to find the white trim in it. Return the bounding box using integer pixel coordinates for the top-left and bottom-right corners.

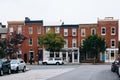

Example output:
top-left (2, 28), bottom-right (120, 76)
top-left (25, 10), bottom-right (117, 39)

top-left (91, 28), bottom-right (96, 35)
top-left (106, 48), bottom-right (118, 51)
top-left (81, 28), bottom-right (86, 37)
top-left (111, 39), bottom-right (116, 48)
top-left (101, 27), bottom-right (106, 35)
top-left (111, 27), bottom-right (116, 35)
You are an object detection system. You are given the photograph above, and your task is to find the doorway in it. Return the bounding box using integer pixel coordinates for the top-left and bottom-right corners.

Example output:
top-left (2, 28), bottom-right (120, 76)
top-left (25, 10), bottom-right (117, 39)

top-left (38, 50), bottom-right (43, 61)
top-left (24, 54), bottom-right (27, 63)
top-left (68, 52), bottom-right (72, 63)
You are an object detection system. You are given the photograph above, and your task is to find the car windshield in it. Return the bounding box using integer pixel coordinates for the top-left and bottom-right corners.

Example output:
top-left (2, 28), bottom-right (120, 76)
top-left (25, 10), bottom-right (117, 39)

top-left (10, 60), bottom-right (18, 64)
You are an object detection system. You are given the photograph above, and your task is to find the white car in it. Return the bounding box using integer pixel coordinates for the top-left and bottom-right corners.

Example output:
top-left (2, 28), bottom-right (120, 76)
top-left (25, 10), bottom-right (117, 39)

top-left (42, 57), bottom-right (64, 65)
top-left (10, 58), bottom-right (26, 73)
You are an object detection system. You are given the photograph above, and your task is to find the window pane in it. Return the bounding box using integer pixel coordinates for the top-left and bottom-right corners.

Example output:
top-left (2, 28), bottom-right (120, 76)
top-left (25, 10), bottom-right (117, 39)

top-left (28, 26), bottom-right (33, 34)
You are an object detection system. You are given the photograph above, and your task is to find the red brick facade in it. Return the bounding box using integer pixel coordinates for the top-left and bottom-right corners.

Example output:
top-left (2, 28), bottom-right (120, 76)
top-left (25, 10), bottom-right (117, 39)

top-left (7, 17), bottom-right (119, 63)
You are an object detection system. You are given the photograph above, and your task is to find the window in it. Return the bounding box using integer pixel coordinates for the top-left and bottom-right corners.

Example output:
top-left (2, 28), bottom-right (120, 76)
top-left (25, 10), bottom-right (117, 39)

top-left (1, 34), bottom-right (6, 38)
top-left (64, 39), bottom-right (68, 48)
top-left (28, 26), bottom-right (33, 34)
top-left (37, 26), bottom-right (41, 34)
top-left (111, 50), bottom-right (115, 60)
top-left (81, 39), bottom-right (85, 46)
top-left (55, 27), bottom-right (60, 33)
top-left (111, 27), bottom-right (116, 35)
top-left (72, 39), bottom-right (76, 48)
top-left (29, 38), bottom-right (33, 46)
top-left (87, 53), bottom-right (94, 59)
top-left (18, 26), bottom-right (22, 34)
top-left (111, 39), bottom-right (115, 48)
top-left (64, 29), bottom-right (68, 36)
top-left (81, 28), bottom-right (85, 36)
top-left (9, 27), bottom-right (14, 35)
top-left (101, 27), bottom-right (106, 35)
top-left (72, 28), bottom-right (76, 36)
top-left (37, 38), bottom-right (40, 46)
top-left (46, 27), bottom-right (50, 33)
top-left (91, 28), bottom-right (96, 35)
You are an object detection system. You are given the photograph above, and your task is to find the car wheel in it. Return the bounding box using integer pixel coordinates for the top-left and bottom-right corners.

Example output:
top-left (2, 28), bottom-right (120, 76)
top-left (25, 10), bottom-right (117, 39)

top-left (16, 67), bottom-right (19, 73)
top-left (8, 69), bottom-right (11, 74)
top-left (56, 62), bottom-right (60, 65)
top-left (22, 66), bottom-right (26, 72)
top-left (118, 67), bottom-right (120, 77)
top-left (0, 70), bottom-right (3, 76)
top-left (44, 62), bottom-right (47, 65)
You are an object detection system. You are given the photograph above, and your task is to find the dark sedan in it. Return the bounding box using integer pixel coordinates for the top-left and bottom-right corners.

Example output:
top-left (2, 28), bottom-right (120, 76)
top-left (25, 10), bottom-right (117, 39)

top-left (0, 59), bottom-right (11, 76)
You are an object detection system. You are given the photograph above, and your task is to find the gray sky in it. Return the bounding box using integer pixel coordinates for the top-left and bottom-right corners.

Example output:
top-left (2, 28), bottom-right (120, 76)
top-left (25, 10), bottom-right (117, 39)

top-left (0, 0), bottom-right (120, 39)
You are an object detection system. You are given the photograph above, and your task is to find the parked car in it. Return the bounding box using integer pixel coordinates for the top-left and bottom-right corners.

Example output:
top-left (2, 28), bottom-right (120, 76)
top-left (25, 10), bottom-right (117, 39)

top-left (111, 60), bottom-right (120, 72)
top-left (10, 58), bottom-right (26, 73)
top-left (0, 59), bottom-right (11, 76)
top-left (42, 57), bottom-right (64, 65)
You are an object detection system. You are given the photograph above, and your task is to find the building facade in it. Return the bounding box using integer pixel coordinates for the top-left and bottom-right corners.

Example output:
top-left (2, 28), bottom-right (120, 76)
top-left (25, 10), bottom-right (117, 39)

top-left (7, 17), bottom-right (119, 63)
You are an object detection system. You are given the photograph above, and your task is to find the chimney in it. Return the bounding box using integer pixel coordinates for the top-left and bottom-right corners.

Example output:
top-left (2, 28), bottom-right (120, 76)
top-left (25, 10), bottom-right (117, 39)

top-left (25, 17), bottom-right (30, 21)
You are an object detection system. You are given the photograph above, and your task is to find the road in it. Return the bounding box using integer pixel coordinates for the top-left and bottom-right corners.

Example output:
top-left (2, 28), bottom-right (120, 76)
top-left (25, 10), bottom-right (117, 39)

top-left (47, 65), bottom-right (119, 80)
top-left (0, 64), bottom-right (119, 80)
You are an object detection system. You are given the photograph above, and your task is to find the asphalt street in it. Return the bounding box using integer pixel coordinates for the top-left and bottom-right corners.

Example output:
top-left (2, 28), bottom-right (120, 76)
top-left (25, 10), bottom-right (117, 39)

top-left (0, 64), bottom-right (119, 80)
top-left (47, 65), bottom-right (119, 80)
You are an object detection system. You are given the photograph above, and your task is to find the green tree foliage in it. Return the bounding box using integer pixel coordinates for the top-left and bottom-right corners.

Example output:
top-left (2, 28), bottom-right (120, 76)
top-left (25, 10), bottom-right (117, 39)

top-left (0, 32), bottom-right (27, 58)
top-left (39, 31), bottom-right (65, 52)
top-left (0, 39), bottom-right (9, 58)
top-left (81, 35), bottom-right (106, 62)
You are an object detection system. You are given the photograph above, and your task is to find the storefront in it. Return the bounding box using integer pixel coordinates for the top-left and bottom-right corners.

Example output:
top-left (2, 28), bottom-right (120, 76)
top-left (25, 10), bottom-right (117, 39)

top-left (43, 48), bottom-right (80, 63)
top-left (105, 48), bottom-right (118, 63)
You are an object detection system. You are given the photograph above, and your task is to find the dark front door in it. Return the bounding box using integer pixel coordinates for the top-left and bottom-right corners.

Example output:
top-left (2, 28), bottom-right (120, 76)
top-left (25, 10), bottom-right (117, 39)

top-left (68, 52), bottom-right (72, 63)
top-left (38, 50), bottom-right (43, 61)
top-left (24, 54), bottom-right (27, 63)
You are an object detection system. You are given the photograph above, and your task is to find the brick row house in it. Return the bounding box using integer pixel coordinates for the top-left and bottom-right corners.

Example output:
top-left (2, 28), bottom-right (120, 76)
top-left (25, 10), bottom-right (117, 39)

top-left (7, 17), bottom-right (119, 63)
top-left (0, 23), bottom-right (7, 58)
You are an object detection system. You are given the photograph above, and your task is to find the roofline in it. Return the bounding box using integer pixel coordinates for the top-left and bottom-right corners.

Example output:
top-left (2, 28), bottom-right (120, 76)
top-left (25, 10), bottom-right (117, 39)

top-left (7, 21), bottom-right (24, 24)
top-left (25, 20), bottom-right (43, 24)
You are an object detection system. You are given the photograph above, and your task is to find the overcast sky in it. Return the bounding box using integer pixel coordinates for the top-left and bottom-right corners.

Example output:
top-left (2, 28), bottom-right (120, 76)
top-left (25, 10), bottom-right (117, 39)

top-left (0, 0), bottom-right (120, 39)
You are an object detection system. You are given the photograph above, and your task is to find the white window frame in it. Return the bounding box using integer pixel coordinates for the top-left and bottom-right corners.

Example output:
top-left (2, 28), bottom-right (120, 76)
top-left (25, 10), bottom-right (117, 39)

top-left (81, 39), bottom-right (85, 46)
top-left (91, 28), bottom-right (96, 35)
top-left (29, 38), bottom-right (33, 46)
top-left (72, 39), bottom-right (76, 48)
top-left (64, 39), bottom-right (68, 48)
top-left (9, 27), bottom-right (14, 35)
top-left (111, 39), bottom-right (115, 48)
top-left (1, 34), bottom-right (6, 38)
top-left (72, 28), bottom-right (76, 36)
top-left (64, 29), bottom-right (68, 36)
top-left (55, 27), bottom-right (60, 33)
top-left (28, 26), bottom-right (33, 34)
top-left (111, 27), bottom-right (116, 35)
top-left (37, 26), bottom-right (41, 34)
top-left (37, 38), bottom-right (40, 46)
top-left (46, 27), bottom-right (50, 33)
top-left (110, 50), bottom-right (115, 60)
top-left (101, 27), bottom-right (106, 35)
top-left (18, 25), bottom-right (22, 34)
top-left (81, 28), bottom-right (85, 37)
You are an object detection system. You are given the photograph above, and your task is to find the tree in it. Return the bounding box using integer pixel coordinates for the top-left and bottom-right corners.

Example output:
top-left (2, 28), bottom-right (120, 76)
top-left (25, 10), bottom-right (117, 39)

top-left (39, 31), bottom-right (65, 54)
top-left (81, 35), bottom-right (106, 63)
top-left (0, 32), bottom-right (27, 58)
top-left (0, 39), bottom-right (8, 58)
